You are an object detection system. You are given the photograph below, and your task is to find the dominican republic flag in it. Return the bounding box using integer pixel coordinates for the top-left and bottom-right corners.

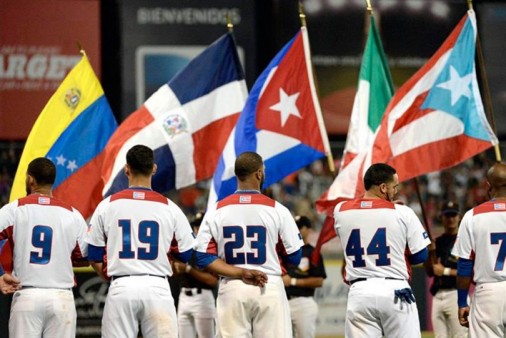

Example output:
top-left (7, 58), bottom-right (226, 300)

top-left (209, 26), bottom-right (331, 202)
top-left (100, 33), bottom-right (248, 199)
top-left (316, 13), bottom-right (394, 214)
top-left (329, 9), bottom-right (498, 201)
top-left (9, 54), bottom-right (117, 219)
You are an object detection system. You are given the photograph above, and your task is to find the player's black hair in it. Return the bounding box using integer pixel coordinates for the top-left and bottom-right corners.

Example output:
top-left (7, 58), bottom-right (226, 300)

top-left (126, 145), bottom-right (154, 176)
top-left (363, 163), bottom-right (396, 190)
top-left (234, 152), bottom-right (263, 181)
top-left (27, 157), bottom-right (56, 186)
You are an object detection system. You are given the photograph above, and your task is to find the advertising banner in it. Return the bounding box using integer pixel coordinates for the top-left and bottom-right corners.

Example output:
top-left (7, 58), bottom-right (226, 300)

top-left (0, 0), bottom-right (101, 140)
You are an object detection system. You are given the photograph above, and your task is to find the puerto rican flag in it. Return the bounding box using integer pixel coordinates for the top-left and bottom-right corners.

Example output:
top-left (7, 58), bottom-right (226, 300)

top-left (100, 33), bottom-right (248, 198)
top-left (327, 9), bottom-right (498, 201)
top-left (210, 27), bottom-right (331, 202)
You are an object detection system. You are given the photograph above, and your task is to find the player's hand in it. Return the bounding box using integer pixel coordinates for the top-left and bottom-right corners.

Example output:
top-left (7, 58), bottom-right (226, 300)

top-left (394, 288), bottom-right (416, 304)
top-left (282, 274), bottom-right (291, 287)
top-left (458, 306), bottom-right (470, 327)
top-left (0, 273), bottom-right (21, 295)
top-left (172, 261), bottom-right (187, 275)
top-left (241, 269), bottom-right (268, 287)
top-left (433, 262), bottom-right (445, 276)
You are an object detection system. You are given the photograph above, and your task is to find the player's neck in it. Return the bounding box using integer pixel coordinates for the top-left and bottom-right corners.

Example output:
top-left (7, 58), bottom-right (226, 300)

top-left (237, 183), bottom-right (261, 193)
top-left (128, 177), bottom-right (152, 190)
top-left (30, 187), bottom-right (52, 197)
top-left (444, 227), bottom-right (458, 235)
top-left (363, 190), bottom-right (385, 200)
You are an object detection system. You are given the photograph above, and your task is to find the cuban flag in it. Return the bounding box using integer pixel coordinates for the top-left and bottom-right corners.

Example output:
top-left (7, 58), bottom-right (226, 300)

top-left (210, 27), bottom-right (331, 202)
top-left (333, 9), bottom-right (498, 200)
top-left (9, 54), bottom-right (117, 218)
top-left (100, 33), bottom-right (248, 198)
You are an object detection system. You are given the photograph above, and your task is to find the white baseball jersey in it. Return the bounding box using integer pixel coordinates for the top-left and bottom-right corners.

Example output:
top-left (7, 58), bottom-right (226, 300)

top-left (87, 188), bottom-right (195, 277)
top-left (452, 200), bottom-right (506, 283)
top-left (195, 192), bottom-right (303, 275)
top-left (0, 194), bottom-right (88, 288)
top-left (334, 199), bottom-right (430, 281)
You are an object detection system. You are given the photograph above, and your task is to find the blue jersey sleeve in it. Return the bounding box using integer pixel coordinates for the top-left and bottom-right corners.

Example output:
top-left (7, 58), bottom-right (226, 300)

top-left (172, 248), bottom-right (193, 263)
top-left (88, 244), bottom-right (105, 262)
top-left (409, 247), bottom-right (428, 265)
top-left (284, 248), bottom-right (302, 266)
top-left (195, 251), bottom-right (219, 269)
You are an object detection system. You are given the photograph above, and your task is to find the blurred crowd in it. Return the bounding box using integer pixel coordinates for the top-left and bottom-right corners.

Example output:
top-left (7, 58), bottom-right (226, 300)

top-left (0, 141), bottom-right (499, 242)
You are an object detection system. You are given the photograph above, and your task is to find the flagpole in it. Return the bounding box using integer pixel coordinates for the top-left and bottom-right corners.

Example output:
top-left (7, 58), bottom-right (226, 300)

top-left (365, 0), bottom-right (373, 15)
top-left (299, 1), bottom-right (335, 174)
top-left (467, 0), bottom-right (502, 162)
top-left (226, 13), bottom-right (233, 32)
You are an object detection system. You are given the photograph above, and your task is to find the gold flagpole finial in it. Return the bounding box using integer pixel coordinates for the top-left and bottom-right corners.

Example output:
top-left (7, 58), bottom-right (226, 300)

top-left (226, 13), bottom-right (233, 32)
top-left (77, 42), bottom-right (86, 57)
top-left (366, 0), bottom-right (373, 15)
top-left (299, 2), bottom-right (307, 27)
top-left (467, 0), bottom-right (473, 10)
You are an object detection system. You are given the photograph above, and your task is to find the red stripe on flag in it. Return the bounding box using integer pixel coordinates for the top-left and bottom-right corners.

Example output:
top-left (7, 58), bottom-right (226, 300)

top-left (388, 134), bottom-right (493, 184)
top-left (101, 106), bottom-right (154, 183)
top-left (53, 150), bottom-right (108, 219)
top-left (192, 113), bottom-right (240, 181)
top-left (311, 215), bottom-right (336, 265)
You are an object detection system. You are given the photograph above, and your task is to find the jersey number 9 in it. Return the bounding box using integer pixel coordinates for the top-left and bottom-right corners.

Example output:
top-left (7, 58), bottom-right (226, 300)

top-left (30, 225), bottom-right (53, 264)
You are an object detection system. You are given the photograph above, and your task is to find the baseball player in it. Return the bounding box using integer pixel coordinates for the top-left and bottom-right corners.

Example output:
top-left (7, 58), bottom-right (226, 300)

top-left (452, 162), bottom-right (506, 337)
top-left (173, 212), bottom-right (218, 338)
top-left (86, 145), bottom-right (195, 338)
top-left (195, 151), bottom-right (303, 338)
top-left (424, 201), bottom-right (468, 338)
top-left (0, 157), bottom-right (88, 338)
top-left (334, 163), bottom-right (430, 338)
top-left (283, 215), bottom-right (326, 338)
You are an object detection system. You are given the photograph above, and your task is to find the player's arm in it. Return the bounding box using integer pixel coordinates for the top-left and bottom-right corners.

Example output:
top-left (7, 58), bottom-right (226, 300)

top-left (72, 210), bottom-right (90, 267)
top-left (203, 257), bottom-right (267, 287)
top-left (171, 206), bottom-right (196, 264)
top-left (173, 258), bottom-right (218, 287)
top-left (423, 246), bottom-right (437, 276)
top-left (408, 247), bottom-right (429, 265)
top-left (285, 276), bottom-right (324, 288)
top-left (90, 261), bottom-right (107, 281)
top-left (456, 257), bottom-right (473, 327)
top-left (86, 204), bottom-right (108, 281)
top-left (404, 207), bottom-right (431, 265)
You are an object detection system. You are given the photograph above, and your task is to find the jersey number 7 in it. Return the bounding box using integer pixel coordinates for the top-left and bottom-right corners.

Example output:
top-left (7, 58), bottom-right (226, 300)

top-left (346, 228), bottom-right (391, 267)
top-left (491, 232), bottom-right (506, 271)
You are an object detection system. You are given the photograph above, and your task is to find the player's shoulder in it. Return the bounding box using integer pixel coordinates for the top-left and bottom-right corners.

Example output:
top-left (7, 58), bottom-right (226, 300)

top-left (17, 194), bottom-right (74, 212)
top-left (472, 200), bottom-right (506, 216)
top-left (336, 198), bottom-right (396, 212)
top-left (109, 188), bottom-right (169, 206)
top-left (217, 192), bottom-right (276, 210)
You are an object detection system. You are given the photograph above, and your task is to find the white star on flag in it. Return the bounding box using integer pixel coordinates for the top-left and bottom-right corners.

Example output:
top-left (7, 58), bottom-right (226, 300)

top-left (269, 88), bottom-right (301, 126)
top-left (436, 65), bottom-right (473, 106)
top-left (56, 154), bottom-right (66, 166)
top-left (67, 160), bottom-right (78, 172)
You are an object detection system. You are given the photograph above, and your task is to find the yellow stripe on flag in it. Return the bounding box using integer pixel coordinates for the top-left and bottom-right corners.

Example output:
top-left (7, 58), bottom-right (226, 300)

top-left (10, 54), bottom-right (104, 201)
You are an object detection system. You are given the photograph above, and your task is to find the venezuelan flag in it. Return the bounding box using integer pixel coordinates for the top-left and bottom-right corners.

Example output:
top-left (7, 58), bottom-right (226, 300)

top-left (10, 54), bottom-right (117, 218)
